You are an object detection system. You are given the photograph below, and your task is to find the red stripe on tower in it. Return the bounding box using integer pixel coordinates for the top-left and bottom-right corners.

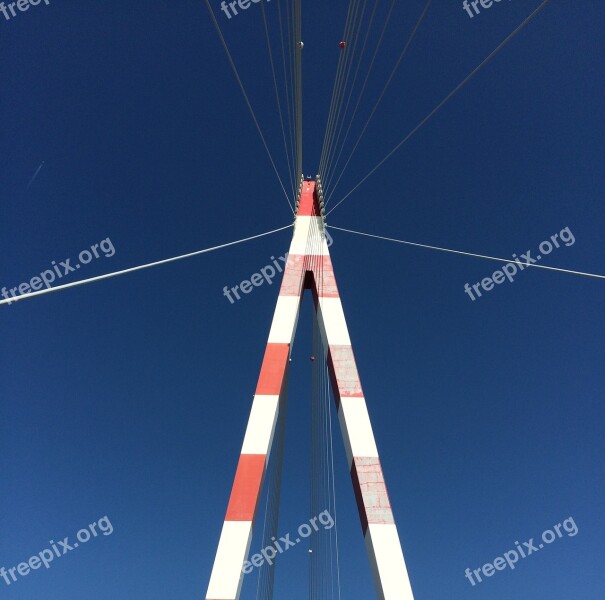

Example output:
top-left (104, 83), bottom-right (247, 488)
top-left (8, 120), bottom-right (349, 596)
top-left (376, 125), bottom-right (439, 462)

top-left (255, 343), bottom-right (289, 395)
top-left (297, 178), bottom-right (321, 215)
top-left (225, 455), bottom-right (266, 521)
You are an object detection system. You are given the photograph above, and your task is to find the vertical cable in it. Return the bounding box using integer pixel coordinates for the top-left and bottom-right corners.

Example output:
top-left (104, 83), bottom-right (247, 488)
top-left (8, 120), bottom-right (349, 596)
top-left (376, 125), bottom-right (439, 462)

top-left (321, 0), bottom-right (367, 183)
top-left (294, 0), bottom-right (304, 180)
top-left (326, 0), bottom-right (433, 199)
top-left (260, 0), bottom-right (297, 202)
top-left (278, 0), bottom-right (298, 195)
top-left (318, 0), bottom-right (360, 177)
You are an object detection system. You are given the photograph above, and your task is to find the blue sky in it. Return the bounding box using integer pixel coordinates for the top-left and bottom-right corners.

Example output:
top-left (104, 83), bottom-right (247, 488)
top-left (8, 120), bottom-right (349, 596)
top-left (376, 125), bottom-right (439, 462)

top-left (1, 1), bottom-right (603, 598)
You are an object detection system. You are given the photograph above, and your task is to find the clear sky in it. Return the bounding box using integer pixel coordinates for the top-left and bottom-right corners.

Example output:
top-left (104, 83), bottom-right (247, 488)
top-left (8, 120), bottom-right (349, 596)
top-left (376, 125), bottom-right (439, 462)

top-left (1, 1), bottom-right (603, 599)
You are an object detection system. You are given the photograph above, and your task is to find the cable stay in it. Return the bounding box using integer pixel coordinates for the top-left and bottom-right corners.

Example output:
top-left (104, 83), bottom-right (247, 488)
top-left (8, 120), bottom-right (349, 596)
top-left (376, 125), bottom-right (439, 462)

top-left (294, 0), bottom-right (304, 181)
top-left (327, 0), bottom-right (552, 216)
top-left (0, 224), bottom-right (294, 307)
top-left (276, 0), bottom-right (297, 197)
top-left (328, 225), bottom-right (605, 281)
top-left (318, 0), bottom-right (367, 179)
top-left (321, 0), bottom-right (382, 192)
top-left (259, 0), bottom-right (297, 202)
top-left (203, 0), bottom-right (294, 214)
top-left (320, 0), bottom-right (397, 183)
top-left (322, 0), bottom-right (372, 187)
top-left (325, 0), bottom-right (433, 200)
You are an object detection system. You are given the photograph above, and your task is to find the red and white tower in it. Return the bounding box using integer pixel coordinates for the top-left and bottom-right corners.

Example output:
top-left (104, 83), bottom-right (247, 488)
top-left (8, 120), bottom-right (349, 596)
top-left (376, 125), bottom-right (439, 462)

top-left (205, 178), bottom-right (415, 599)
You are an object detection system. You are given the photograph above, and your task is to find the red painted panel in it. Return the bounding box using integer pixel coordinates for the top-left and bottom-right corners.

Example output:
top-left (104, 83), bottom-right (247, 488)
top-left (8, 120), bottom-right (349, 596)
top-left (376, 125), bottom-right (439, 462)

top-left (307, 255), bottom-right (339, 298)
top-left (225, 454), bottom-right (266, 521)
top-left (351, 457), bottom-right (395, 535)
top-left (328, 345), bottom-right (364, 407)
top-left (279, 254), bottom-right (306, 296)
top-left (256, 343), bottom-right (290, 395)
top-left (297, 181), bottom-right (320, 216)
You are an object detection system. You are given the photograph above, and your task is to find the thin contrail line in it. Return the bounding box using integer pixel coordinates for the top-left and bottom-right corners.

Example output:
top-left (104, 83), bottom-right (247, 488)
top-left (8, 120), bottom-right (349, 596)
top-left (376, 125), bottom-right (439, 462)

top-left (27, 161), bottom-right (45, 189)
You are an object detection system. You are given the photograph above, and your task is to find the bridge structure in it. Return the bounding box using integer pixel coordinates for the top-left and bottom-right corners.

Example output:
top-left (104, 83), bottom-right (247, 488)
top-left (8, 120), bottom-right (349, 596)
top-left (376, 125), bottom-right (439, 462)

top-left (205, 177), bottom-right (415, 600)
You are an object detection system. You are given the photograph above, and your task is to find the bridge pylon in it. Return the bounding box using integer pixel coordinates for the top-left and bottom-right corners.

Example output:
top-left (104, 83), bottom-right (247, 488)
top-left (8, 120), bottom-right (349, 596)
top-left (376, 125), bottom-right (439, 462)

top-left (205, 177), bottom-right (415, 600)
